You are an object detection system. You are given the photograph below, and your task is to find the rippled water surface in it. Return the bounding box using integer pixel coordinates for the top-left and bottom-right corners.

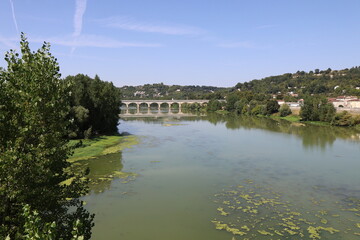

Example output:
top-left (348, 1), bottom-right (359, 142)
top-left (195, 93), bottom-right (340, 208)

top-left (83, 112), bottom-right (360, 239)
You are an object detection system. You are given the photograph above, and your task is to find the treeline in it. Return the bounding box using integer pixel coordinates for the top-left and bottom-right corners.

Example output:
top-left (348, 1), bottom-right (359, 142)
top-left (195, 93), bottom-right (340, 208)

top-left (120, 83), bottom-right (228, 100)
top-left (235, 67), bottom-right (360, 96)
top-left (205, 92), bottom-right (360, 127)
top-left (207, 91), bottom-right (288, 117)
top-left (66, 74), bottom-right (121, 139)
top-left (120, 66), bottom-right (360, 102)
top-left (300, 96), bottom-right (360, 126)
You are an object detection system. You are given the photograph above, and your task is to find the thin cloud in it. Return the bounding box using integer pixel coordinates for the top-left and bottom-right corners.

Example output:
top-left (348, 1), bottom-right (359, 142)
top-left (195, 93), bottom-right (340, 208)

top-left (0, 35), bottom-right (17, 49)
top-left (9, 0), bottom-right (19, 34)
top-left (72, 0), bottom-right (87, 53)
top-left (0, 35), bottom-right (161, 49)
top-left (218, 41), bottom-right (254, 49)
top-left (97, 16), bottom-right (205, 35)
top-left (30, 34), bottom-right (162, 48)
top-left (73, 0), bottom-right (87, 37)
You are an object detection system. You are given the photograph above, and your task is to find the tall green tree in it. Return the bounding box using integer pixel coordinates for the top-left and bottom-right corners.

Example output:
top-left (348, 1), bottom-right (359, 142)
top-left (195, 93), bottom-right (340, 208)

top-left (66, 74), bottom-right (121, 138)
top-left (265, 100), bottom-right (280, 115)
top-left (0, 34), bottom-right (93, 239)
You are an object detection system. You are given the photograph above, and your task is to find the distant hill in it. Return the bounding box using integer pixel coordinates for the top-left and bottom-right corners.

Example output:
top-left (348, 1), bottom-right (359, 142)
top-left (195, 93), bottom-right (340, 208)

top-left (119, 83), bottom-right (229, 100)
top-left (235, 67), bottom-right (360, 97)
top-left (118, 67), bottom-right (360, 100)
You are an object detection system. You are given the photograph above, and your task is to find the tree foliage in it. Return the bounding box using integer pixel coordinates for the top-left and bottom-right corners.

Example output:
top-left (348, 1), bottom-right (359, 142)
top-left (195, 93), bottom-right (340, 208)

top-left (235, 67), bottom-right (360, 96)
top-left (331, 111), bottom-right (360, 126)
top-left (279, 104), bottom-right (292, 117)
top-left (207, 100), bottom-right (223, 112)
top-left (66, 74), bottom-right (122, 138)
top-left (300, 95), bottom-right (336, 122)
top-left (265, 100), bottom-right (280, 116)
top-left (120, 83), bottom-right (228, 100)
top-left (0, 34), bottom-right (93, 239)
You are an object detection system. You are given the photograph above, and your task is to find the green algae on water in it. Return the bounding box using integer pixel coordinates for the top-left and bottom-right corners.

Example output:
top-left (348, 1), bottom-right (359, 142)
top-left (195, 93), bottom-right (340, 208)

top-left (65, 135), bottom-right (140, 193)
top-left (68, 135), bottom-right (139, 162)
top-left (211, 179), bottom-right (359, 239)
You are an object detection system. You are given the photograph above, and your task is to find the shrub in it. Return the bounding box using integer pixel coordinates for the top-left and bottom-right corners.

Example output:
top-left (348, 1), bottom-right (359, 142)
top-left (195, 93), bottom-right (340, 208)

top-left (279, 104), bottom-right (292, 117)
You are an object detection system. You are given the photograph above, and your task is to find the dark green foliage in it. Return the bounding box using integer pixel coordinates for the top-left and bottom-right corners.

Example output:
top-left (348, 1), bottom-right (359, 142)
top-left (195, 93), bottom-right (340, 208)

top-left (235, 67), bottom-right (360, 96)
top-left (207, 100), bottom-right (223, 112)
top-left (250, 105), bottom-right (266, 116)
top-left (120, 83), bottom-right (228, 100)
top-left (279, 104), bottom-right (292, 117)
top-left (319, 103), bottom-right (336, 122)
top-left (300, 96), bottom-right (320, 121)
top-left (0, 34), bottom-right (93, 239)
top-left (66, 74), bottom-right (122, 138)
top-left (248, 100), bottom-right (259, 113)
top-left (265, 100), bottom-right (280, 115)
top-left (224, 91), bottom-right (272, 114)
top-left (300, 95), bottom-right (336, 122)
top-left (226, 93), bottom-right (241, 111)
top-left (234, 99), bottom-right (248, 114)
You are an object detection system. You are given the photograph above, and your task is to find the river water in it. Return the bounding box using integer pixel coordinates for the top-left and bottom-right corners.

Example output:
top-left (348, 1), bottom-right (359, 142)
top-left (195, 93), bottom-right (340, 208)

top-left (83, 112), bottom-right (360, 240)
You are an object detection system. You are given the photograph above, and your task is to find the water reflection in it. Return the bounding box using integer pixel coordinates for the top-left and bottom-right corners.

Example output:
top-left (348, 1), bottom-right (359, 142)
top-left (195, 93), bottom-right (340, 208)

top-left (88, 112), bottom-right (360, 240)
top-left (121, 112), bottom-right (360, 150)
top-left (71, 152), bottom-right (136, 193)
top-left (121, 108), bottom-right (181, 115)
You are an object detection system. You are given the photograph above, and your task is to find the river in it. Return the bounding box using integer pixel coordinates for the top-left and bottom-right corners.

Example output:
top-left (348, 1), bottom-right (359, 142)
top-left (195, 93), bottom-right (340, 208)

top-left (83, 112), bottom-right (360, 239)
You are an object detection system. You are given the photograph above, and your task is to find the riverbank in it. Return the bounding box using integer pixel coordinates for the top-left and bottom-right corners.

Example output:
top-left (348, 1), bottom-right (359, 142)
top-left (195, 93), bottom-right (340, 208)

top-left (63, 135), bottom-right (140, 190)
top-left (68, 135), bottom-right (139, 163)
top-left (271, 114), bottom-right (332, 126)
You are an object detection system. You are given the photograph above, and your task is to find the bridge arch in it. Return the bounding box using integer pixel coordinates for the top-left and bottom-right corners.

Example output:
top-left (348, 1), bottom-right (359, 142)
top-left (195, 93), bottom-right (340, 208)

top-left (121, 99), bottom-right (210, 113)
top-left (139, 102), bottom-right (149, 109)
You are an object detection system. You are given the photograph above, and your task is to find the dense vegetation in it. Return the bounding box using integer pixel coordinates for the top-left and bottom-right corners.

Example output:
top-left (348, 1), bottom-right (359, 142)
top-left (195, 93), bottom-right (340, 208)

top-left (66, 74), bottom-right (121, 139)
top-left (0, 35), bottom-right (94, 239)
top-left (300, 96), bottom-right (360, 126)
top-left (235, 67), bottom-right (360, 96)
top-left (207, 91), bottom-right (283, 116)
top-left (120, 83), bottom-right (228, 100)
top-left (205, 92), bottom-right (360, 127)
top-left (119, 67), bottom-right (360, 102)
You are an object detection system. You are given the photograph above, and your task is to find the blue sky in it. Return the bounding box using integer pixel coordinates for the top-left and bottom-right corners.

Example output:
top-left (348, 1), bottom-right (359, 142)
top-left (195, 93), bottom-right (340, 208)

top-left (1, 0), bottom-right (360, 87)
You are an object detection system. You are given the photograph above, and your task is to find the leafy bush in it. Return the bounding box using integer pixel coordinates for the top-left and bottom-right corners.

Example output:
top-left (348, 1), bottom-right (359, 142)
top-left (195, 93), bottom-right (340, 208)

top-left (265, 100), bottom-right (280, 115)
top-left (332, 111), bottom-right (360, 126)
top-left (207, 99), bottom-right (222, 112)
top-left (279, 104), bottom-right (292, 117)
top-left (250, 105), bottom-right (266, 116)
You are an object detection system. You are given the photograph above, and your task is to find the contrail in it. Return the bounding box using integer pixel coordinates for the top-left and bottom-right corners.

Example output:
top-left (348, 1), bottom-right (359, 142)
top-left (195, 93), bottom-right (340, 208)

top-left (9, 0), bottom-right (19, 35)
top-left (72, 0), bottom-right (87, 53)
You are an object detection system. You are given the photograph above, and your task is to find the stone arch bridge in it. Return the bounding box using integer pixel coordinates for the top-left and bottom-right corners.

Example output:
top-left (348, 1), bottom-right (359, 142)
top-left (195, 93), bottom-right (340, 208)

top-left (121, 99), bottom-right (209, 111)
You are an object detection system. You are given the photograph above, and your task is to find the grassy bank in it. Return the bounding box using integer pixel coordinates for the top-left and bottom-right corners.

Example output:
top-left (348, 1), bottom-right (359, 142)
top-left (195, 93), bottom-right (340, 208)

top-left (271, 114), bottom-right (301, 122)
top-left (68, 135), bottom-right (139, 162)
top-left (64, 135), bottom-right (140, 189)
top-left (215, 110), bottom-right (230, 114)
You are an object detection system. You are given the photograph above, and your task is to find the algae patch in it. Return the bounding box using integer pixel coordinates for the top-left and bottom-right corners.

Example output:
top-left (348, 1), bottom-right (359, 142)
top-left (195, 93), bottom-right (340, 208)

top-left (211, 179), bottom-right (359, 239)
top-left (68, 135), bottom-right (139, 162)
top-left (66, 135), bottom-right (140, 193)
